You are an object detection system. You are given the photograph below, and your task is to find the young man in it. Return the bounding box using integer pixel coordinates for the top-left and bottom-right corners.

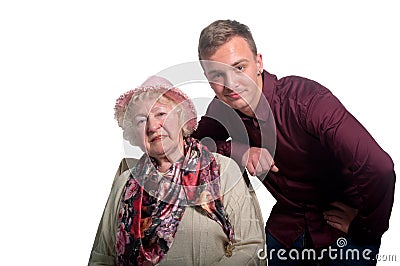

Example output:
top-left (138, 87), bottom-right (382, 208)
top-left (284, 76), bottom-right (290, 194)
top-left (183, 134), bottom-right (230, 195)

top-left (192, 19), bottom-right (395, 265)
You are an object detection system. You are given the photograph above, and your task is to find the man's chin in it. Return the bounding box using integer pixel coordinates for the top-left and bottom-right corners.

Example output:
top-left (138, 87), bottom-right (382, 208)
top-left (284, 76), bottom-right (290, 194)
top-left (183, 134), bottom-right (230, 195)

top-left (224, 100), bottom-right (248, 111)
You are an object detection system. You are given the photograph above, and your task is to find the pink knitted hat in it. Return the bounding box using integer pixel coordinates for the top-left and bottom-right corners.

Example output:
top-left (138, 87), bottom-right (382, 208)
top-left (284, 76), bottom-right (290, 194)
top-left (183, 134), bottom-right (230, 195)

top-left (114, 76), bottom-right (198, 136)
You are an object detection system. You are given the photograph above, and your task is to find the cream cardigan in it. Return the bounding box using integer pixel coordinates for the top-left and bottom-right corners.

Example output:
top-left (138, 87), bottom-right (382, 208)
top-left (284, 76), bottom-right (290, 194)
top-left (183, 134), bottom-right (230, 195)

top-left (88, 153), bottom-right (266, 265)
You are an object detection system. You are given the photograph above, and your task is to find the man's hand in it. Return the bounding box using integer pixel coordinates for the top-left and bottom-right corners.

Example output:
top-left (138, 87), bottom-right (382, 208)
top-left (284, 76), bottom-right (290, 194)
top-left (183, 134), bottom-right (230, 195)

top-left (241, 147), bottom-right (279, 176)
top-left (323, 201), bottom-right (359, 234)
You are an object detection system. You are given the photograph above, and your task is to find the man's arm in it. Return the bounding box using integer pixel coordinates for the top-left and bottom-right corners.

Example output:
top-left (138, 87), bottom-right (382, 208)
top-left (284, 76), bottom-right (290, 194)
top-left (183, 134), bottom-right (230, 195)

top-left (192, 114), bottom-right (231, 155)
top-left (193, 98), bottom-right (278, 176)
top-left (192, 98), bottom-right (247, 160)
top-left (305, 88), bottom-right (396, 243)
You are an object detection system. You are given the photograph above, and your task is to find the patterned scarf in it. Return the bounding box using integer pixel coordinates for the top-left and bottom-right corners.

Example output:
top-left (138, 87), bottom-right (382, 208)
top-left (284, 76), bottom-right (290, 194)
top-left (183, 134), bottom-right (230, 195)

top-left (115, 137), bottom-right (234, 265)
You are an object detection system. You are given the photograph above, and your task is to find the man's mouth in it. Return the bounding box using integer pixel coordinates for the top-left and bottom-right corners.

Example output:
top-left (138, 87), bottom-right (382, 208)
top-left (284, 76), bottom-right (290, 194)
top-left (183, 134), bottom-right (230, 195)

top-left (225, 90), bottom-right (244, 99)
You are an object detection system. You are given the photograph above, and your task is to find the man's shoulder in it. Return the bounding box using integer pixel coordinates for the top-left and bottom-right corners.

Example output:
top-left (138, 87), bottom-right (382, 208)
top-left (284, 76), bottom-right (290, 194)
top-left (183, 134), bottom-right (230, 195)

top-left (275, 74), bottom-right (332, 103)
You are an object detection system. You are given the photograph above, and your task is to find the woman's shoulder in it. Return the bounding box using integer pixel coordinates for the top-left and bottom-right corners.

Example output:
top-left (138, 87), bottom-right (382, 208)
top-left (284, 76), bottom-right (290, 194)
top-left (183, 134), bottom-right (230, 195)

top-left (212, 152), bottom-right (239, 169)
top-left (111, 158), bottom-right (139, 191)
top-left (115, 158), bottom-right (139, 177)
top-left (212, 152), bottom-right (248, 195)
top-left (212, 153), bottom-right (242, 179)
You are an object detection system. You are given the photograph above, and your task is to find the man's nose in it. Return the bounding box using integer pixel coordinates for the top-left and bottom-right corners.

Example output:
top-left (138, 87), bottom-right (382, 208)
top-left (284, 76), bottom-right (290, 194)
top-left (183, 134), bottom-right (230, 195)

top-left (225, 71), bottom-right (239, 90)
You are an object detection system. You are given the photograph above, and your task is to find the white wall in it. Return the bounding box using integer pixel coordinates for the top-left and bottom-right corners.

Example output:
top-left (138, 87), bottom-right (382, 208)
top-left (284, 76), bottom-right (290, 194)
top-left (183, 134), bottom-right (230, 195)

top-left (0, 1), bottom-right (398, 265)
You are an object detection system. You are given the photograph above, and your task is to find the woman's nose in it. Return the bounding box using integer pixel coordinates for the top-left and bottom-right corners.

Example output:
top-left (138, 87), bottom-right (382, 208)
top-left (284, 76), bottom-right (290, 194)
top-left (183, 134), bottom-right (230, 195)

top-left (146, 117), bottom-right (162, 133)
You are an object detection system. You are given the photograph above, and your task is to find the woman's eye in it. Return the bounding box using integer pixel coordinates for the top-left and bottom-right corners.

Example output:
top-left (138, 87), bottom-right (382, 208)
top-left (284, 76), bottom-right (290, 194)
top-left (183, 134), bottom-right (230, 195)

top-left (136, 119), bottom-right (146, 125)
top-left (236, 65), bottom-right (244, 71)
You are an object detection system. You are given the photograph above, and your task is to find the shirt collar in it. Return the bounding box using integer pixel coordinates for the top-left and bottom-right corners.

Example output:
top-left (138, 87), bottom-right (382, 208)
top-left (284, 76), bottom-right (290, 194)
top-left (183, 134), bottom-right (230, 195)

top-left (242, 70), bottom-right (276, 122)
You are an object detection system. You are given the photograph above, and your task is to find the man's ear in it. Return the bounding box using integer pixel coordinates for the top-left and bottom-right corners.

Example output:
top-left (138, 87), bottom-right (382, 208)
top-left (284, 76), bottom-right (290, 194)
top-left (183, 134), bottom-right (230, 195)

top-left (256, 53), bottom-right (263, 72)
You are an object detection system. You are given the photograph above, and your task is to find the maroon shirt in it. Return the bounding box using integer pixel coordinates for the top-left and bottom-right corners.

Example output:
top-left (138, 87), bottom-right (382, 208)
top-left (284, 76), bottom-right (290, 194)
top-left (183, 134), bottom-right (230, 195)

top-left (192, 70), bottom-right (395, 248)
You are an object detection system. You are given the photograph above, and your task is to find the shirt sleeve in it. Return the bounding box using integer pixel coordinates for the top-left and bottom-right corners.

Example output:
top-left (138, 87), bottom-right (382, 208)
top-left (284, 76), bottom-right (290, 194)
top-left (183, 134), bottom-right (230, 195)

top-left (192, 99), bottom-right (250, 167)
top-left (192, 97), bottom-right (231, 155)
top-left (88, 159), bottom-right (136, 266)
top-left (304, 88), bottom-right (396, 244)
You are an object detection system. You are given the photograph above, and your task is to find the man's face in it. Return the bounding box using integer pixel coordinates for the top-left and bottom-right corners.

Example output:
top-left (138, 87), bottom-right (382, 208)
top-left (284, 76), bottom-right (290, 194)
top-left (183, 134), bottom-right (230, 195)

top-left (201, 36), bottom-right (263, 116)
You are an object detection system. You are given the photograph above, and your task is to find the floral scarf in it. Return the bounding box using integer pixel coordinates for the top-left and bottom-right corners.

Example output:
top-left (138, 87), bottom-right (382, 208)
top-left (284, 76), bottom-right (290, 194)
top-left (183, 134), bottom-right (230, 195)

top-left (115, 137), bottom-right (234, 265)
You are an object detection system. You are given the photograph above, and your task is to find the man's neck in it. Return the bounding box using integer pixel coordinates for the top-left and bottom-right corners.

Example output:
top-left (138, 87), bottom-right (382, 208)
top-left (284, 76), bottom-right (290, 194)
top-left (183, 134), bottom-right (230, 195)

top-left (239, 105), bottom-right (256, 117)
top-left (240, 75), bottom-right (263, 117)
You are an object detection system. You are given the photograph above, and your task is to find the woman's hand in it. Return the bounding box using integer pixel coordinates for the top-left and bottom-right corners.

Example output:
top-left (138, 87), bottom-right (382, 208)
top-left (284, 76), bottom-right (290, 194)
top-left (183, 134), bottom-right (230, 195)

top-left (323, 201), bottom-right (359, 233)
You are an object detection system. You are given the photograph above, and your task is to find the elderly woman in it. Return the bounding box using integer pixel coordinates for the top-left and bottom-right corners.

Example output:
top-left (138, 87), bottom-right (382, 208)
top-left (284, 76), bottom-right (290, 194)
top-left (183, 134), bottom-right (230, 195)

top-left (88, 77), bottom-right (265, 265)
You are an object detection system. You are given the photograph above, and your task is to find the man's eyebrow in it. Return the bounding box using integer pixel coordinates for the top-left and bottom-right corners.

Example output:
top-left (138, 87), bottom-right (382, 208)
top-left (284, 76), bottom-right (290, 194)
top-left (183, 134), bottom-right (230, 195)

top-left (205, 59), bottom-right (249, 75)
top-left (231, 59), bottom-right (249, 66)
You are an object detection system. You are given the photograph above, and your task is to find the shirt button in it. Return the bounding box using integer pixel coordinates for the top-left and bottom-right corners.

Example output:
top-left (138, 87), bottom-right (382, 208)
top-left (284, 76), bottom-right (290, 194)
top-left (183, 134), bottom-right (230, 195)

top-left (225, 242), bottom-right (234, 257)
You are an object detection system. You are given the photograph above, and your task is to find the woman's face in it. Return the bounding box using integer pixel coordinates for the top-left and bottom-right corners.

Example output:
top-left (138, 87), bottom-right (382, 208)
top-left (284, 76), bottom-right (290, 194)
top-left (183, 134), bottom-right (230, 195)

top-left (132, 96), bottom-right (184, 163)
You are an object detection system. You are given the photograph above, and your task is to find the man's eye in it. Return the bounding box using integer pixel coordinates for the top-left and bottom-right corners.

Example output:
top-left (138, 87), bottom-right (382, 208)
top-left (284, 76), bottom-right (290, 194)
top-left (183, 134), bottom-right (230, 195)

top-left (212, 72), bottom-right (223, 80)
top-left (237, 65), bottom-right (244, 71)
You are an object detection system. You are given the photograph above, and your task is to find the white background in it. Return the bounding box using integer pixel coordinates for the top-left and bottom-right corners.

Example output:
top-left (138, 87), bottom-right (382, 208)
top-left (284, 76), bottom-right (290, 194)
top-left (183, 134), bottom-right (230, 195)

top-left (0, 1), bottom-right (399, 265)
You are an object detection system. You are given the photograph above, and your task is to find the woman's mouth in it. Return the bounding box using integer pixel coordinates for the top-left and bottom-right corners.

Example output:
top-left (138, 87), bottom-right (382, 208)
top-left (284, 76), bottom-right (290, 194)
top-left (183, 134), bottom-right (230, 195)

top-left (150, 135), bottom-right (164, 142)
